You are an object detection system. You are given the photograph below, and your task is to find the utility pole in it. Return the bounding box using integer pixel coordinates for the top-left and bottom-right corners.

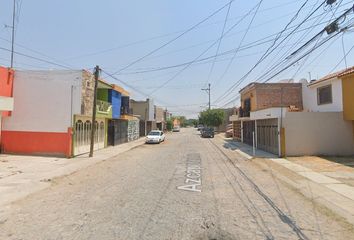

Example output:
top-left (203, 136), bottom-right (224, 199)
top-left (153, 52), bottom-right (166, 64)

top-left (89, 65), bottom-right (100, 157)
top-left (10, 0), bottom-right (16, 68)
top-left (201, 83), bottom-right (211, 110)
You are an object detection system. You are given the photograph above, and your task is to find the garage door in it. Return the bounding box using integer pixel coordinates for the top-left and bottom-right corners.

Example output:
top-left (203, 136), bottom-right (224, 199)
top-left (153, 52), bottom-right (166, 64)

top-left (256, 119), bottom-right (278, 155)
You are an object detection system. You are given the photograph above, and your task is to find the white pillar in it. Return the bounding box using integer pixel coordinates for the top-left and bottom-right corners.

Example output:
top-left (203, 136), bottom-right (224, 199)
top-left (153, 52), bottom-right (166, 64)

top-left (255, 120), bottom-right (258, 149)
top-left (278, 117), bottom-right (281, 157)
top-left (241, 120), bottom-right (244, 142)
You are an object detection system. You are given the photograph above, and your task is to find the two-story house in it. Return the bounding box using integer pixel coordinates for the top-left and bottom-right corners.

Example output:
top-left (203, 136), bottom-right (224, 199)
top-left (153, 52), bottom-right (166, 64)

top-left (130, 98), bottom-right (156, 135)
top-left (230, 82), bottom-right (302, 156)
top-left (230, 68), bottom-right (354, 157)
top-left (155, 106), bottom-right (165, 131)
top-left (1, 69), bottom-right (132, 157)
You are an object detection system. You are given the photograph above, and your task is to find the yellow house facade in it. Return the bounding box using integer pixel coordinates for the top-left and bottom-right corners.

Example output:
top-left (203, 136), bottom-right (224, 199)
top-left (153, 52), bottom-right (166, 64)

top-left (339, 67), bottom-right (354, 138)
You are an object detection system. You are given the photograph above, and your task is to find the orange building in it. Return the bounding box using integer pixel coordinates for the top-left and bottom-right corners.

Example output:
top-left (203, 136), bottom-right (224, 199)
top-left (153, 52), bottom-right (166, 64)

top-left (0, 67), bottom-right (14, 151)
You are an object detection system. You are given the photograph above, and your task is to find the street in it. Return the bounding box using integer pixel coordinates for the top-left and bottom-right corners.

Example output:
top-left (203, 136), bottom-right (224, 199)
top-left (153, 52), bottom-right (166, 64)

top-left (0, 128), bottom-right (353, 240)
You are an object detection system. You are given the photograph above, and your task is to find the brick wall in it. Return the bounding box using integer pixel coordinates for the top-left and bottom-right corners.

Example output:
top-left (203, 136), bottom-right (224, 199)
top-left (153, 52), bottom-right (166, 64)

top-left (240, 83), bottom-right (303, 111)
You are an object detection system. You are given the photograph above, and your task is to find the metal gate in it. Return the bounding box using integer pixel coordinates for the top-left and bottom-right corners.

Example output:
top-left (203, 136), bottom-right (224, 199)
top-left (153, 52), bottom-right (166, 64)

top-left (256, 119), bottom-right (279, 155)
top-left (74, 118), bottom-right (105, 155)
top-left (243, 120), bottom-right (255, 145)
top-left (139, 120), bottom-right (146, 137)
top-left (107, 119), bottom-right (128, 146)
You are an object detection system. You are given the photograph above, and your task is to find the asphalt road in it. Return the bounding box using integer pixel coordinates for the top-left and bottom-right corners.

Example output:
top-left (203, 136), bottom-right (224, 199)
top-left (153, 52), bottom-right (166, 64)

top-left (1, 128), bottom-right (353, 240)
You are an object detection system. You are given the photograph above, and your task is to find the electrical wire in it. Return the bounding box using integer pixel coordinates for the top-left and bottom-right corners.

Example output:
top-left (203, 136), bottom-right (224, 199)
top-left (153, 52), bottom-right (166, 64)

top-left (146, 0), bottom-right (265, 96)
top-left (214, 0), bottom-right (264, 87)
top-left (0, 46), bottom-right (74, 69)
top-left (110, 0), bottom-right (236, 76)
top-left (205, 0), bottom-right (233, 87)
top-left (213, 0), bottom-right (326, 105)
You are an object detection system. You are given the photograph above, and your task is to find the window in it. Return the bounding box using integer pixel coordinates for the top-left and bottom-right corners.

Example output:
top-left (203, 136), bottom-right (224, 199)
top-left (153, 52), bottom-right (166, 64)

top-left (317, 85), bottom-right (332, 105)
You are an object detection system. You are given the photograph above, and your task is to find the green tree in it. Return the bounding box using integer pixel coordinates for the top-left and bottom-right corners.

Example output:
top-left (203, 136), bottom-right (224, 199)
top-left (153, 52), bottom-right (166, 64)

top-left (171, 116), bottom-right (187, 127)
top-left (198, 109), bottom-right (225, 127)
top-left (166, 119), bottom-right (173, 131)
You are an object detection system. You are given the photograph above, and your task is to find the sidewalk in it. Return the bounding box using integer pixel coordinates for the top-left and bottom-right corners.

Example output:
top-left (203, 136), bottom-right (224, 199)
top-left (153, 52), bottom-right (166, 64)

top-left (0, 138), bottom-right (146, 210)
top-left (217, 135), bottom-right (354, 226)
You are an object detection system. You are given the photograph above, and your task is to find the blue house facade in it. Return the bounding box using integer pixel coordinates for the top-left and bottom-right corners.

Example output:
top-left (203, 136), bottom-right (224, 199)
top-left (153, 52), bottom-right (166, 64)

top-left (108, 89), bottom-right (122, 119)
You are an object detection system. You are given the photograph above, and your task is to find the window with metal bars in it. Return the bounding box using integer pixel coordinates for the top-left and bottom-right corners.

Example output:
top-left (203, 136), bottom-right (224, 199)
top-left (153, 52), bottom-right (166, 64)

top-left (317, 84), bottom-right (332, 105)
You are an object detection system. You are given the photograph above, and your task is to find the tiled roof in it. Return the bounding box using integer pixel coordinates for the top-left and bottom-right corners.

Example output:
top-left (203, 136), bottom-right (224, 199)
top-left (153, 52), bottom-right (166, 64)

top-left (309, 66), bottom-right (354, 86)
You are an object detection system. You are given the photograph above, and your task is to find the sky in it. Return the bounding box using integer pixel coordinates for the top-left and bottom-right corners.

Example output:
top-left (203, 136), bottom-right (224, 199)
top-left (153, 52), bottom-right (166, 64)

top-left (1, 0), bottom-right (354, 118)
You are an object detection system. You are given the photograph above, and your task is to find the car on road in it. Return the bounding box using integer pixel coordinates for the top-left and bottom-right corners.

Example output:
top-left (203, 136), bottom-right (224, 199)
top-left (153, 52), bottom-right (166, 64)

top-left (172, 126), bottom-right (180, 132)
top-left (145, 130), bottom-right (165, 144)
top-left (197, 124), bottom-right (204, 131)
top-left (201, 127), bottom-right (214, 138)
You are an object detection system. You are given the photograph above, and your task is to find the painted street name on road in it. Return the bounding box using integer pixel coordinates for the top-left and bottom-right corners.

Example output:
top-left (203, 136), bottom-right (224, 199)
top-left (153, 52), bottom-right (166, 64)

top-left (177, 153), bottom-right (202, 193)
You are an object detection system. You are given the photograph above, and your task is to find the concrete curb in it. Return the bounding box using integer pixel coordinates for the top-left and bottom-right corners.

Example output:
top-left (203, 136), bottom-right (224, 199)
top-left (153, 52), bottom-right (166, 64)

top-left (222, 137), bottom-right (354, 226)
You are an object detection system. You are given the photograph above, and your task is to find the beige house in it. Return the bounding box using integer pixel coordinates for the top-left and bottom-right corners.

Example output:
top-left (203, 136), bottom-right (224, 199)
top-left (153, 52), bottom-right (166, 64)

top-left (230, 70), bottom-right (354, 157)
top-left (130, 98), bottom-right (156, 135)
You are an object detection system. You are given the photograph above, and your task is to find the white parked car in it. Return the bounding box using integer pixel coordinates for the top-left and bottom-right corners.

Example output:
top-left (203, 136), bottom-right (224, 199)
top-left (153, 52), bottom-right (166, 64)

top-left (145, 130), bottom-right (165, 144)
top-left (172, 126), bottom-right (180, 132)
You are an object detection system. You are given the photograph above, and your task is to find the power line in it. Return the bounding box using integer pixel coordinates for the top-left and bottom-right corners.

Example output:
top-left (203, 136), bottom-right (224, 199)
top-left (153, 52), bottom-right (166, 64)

top-left (214, 0), bottom-right (264, 87)
top-left (329, 33), bottom-right (354, 72)
top-left (0, 47), bottom-right (74, 69)
top-left (115, 18), bottom-right (337, 76)
top-left (110, 0), bottom-right (236, 76)
top-left (251, 2), bottom-right (334, 85)
top-left (146, 0), bottom-right (265, 96)
top-left (63, 0), bottom-right (305, 62)
top-left (0, 37), bottom-right (75, 69)
top-left (216, 1), bottom-right (349, 107)
top-left (205, 1), bottom-right (233, 86)
top-left (213, 0), bottom-right (326, 105)
top-left (252, 1), bottom-right (353, 84)
top-left (219, 30), bottom-right (343, 108)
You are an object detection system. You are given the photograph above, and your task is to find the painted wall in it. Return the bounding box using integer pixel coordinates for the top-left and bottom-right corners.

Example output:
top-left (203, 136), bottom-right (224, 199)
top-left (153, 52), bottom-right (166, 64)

top-left (2, 70), bottom-right (82, 133)
top-left (155, 106), bottom-right (164, 122)
top-left (0, 96), bottom-right (14, 112)
top-left (283, 112), bottom-right (354, 156)
top-left (109, 90), bottom-right (122, 119)
top-left (0, 67), bottom-right (14, 116)
top-left (341, 74), bottom-right (354, 120)
top-left (130, 98), bottom-right (155, 121)
top-left (250, 107), bottom-right (286, 120)
top-left (1, 128), bottom-right (72, 157)
top-left (302, 78), bottom-right (343, 112)
top-left (97, 89), bottom-right (109, 102)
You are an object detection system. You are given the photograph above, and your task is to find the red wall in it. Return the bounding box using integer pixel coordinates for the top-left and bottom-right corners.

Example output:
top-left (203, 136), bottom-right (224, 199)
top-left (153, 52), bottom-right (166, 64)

top-left (1, 128), bottom-right (73, 158)
top-left (0, 66), bottom-right (14, 117)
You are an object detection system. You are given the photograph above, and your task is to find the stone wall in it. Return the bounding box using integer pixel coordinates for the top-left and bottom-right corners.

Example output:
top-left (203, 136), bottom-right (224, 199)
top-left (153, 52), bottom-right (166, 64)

top-left (81, 70), bottom-right (95, 116)
top-left (128, 120), bottom-right (140, 142)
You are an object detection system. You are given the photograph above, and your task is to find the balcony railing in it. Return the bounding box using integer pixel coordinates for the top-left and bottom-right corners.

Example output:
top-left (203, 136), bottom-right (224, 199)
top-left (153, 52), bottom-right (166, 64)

top-left (96, 100), bottom-right (112, 115)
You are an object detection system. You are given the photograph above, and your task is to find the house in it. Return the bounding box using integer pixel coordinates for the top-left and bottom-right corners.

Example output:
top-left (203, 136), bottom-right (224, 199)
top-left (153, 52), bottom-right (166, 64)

top-left (230, 82), bottom-right (303, 156)
top-left (0, 67), bottom-right (14, 152)
top-left (230, 69), bottom-right (354, 157)
top-left (130, 98), bottom-right (156, 135)
top-left (173, 118), bottom-right (180, 128)
top-left (291, 66), bottom-right (354, 156)
top-left (1, 69), bottom-right (133, 157)
top-left (155, 106), bottom-right (165, 131)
